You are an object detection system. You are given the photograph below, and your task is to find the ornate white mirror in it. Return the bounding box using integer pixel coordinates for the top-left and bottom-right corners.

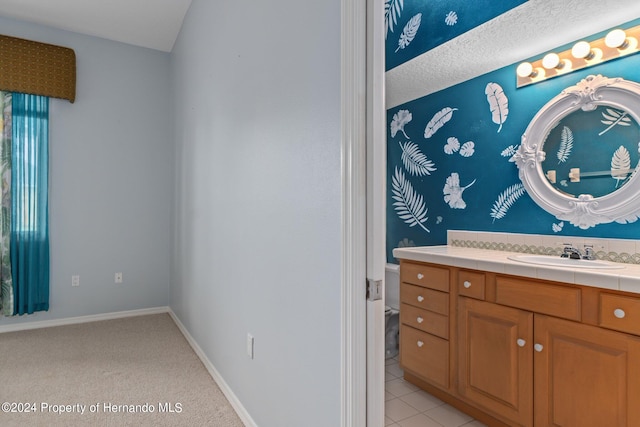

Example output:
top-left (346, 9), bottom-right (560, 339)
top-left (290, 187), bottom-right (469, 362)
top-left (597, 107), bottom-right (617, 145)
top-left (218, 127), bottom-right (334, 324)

top-left (514, 75), bottom-right (640, 229)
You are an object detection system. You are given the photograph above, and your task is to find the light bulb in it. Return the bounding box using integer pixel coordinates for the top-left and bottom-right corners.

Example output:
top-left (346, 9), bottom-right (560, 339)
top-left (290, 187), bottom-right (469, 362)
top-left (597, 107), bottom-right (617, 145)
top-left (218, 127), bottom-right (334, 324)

top-left (542, 53), bottom-right (561, 69)
top-left (605, 29), bottom-right (628, 49)
top-left (572, 41), bottom-right (593, 59)
top-left (516, 62), bottom-right (535, 78)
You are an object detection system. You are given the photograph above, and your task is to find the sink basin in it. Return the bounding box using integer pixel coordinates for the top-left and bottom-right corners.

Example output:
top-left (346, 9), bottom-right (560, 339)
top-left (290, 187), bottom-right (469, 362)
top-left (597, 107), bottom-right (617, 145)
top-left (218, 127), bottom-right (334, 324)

top-left (507, 254), bottom-right (625, 270)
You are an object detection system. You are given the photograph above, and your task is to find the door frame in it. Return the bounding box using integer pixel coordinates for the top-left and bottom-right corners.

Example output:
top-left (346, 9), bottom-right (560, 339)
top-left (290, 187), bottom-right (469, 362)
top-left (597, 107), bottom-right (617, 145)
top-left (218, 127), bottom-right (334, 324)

top-left (341, 0), bottom-right (386, 425)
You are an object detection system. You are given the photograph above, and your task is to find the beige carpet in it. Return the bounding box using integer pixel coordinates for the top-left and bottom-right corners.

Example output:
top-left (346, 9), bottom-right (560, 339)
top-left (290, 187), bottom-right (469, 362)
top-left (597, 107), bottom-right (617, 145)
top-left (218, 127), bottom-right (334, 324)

top-left (0, 313), bottom-right (245, 427)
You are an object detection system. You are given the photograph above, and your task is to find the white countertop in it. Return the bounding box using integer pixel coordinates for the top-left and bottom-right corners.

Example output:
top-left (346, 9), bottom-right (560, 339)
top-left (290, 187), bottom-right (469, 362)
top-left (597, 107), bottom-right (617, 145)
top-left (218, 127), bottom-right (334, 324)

top-left (393, 246), bottom-right (640, 294)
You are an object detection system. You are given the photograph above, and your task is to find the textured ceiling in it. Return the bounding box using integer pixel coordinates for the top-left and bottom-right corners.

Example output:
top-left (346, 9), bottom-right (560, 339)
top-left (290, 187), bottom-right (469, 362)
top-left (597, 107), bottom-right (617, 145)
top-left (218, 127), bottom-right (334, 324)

top-left (386, 0), bottom-right (640, 108)
top-left (0, 0), bottom-right (192, 52)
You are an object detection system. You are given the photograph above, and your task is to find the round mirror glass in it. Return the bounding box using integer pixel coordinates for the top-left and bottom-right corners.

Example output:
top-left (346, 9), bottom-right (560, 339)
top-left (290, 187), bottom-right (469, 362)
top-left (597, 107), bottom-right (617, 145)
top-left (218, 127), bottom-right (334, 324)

top-left (514, 75), bottom-right (640, 229)
top-left (540, 105), bottom-right (640, 198)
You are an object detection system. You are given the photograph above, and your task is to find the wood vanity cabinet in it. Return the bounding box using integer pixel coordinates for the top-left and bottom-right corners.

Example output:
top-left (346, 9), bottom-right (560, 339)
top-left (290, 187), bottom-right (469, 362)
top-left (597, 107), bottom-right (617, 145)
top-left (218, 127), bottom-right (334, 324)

top-left (399, 260), bottom-right (640, 427)
top-left (398, 261), bottom-right (451, 390)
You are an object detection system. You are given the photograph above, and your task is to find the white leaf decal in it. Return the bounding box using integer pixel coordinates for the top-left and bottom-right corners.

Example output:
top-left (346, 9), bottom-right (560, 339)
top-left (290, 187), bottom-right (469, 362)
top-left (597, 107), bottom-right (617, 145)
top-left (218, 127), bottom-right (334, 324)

top-left (552, 221), bottom-right (564, 233)
top-left (611, 145), bottom-right (631, 187)
top-left (444, 137), bottom-right (460, 154)
top-left (384, 0), bottom-right (404, 39)
top-left (424, 107), bottom-right (458, 138)
top-left (399, 141), bottom-right (436, 176)
top-left (600, 108), bottom-right (632, 136)
top-left (501, 145), bottom-right (518, 157)
top-left (396, 13), bottom-right (422, 53)
top-left (391, 167), bottom-right (429, 232)
top-left (444, 11), bottom-right (458, 26)
top-left (459, 141), bottom-right (475, 157)
top-left (557, 126), bottom-right (573, 164)
top-left (443, 173), bottom-right (476, 209)
top-left (485, 82), bottom-right (509, 133)
top-left (390, 109), bottom-right (412, 139)
top-left (490, 183), bottom-right (525, 222)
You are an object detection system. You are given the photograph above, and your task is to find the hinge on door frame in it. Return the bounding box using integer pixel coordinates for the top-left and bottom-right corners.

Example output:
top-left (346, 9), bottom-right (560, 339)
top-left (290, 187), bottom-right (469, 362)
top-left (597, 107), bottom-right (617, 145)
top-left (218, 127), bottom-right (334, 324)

top-left (366, 279), bottom-right (382, 301)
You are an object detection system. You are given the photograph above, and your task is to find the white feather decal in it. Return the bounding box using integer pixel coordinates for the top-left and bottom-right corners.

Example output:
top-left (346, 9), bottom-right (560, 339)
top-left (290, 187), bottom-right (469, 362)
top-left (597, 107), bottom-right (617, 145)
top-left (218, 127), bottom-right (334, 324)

top-left (600, 108), bottom-right (632, 136)
top-left (396, 13), bottom-right (422, 52)
top-left (557, 126), bottom-right (573, 164)
top-left (459, 141), bottom-right (475, 157)
top-left (384, 0), bottom-right (404, 39)
top-left (391, 167), bottom-right (430, 232)
top-left (490, 183), bottom-right (525, 222)
top-left (399, 141), bottom-right (436, 176)
top-left (611, 145), bottom-right (631, 187)
top-left (485, 82), bottom-right (509, 133)
top-left (424, 107), bottom-right (458, 138)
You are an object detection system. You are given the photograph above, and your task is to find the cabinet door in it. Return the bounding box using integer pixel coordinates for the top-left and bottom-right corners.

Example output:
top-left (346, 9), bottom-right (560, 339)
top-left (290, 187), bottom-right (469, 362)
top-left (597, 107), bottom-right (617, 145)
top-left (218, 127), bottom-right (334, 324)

top-left (534, 315), bottom-right (640, 427)
top-left (458, 298), bottom-right (533, 427)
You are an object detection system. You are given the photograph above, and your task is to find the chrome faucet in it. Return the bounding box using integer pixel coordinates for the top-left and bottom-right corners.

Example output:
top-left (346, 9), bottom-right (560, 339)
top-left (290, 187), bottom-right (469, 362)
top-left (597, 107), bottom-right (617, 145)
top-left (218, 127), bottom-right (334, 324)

top-left (561, 244), bottom-right (582, 259)
top-left (561, 243), bottom-right (595, 260)
top-left (583, 245), bottom-right (595, 260)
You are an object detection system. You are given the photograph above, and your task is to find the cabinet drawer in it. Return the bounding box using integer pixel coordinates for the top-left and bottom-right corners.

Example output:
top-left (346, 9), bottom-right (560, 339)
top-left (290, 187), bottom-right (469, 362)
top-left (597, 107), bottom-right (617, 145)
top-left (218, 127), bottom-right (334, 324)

top-left (400, 325), bottom-right (449, 389)
top-left (599, 293), bottom-right (640, 336)
top-left (458, 270), bottom-right (486, 300)
top-left (401, 262), bottom-right (449, 292)
top-left (401, 283), bottom-right (449, 315)
top-left (401, 303), bottom-right (449, 339)
top-left (495, 276), bottom-right (581, 321)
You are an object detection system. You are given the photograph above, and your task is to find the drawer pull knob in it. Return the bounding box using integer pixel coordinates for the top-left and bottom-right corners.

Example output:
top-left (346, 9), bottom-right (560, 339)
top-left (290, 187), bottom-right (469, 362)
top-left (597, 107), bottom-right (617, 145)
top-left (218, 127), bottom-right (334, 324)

top-left (463, 281), bottom-right (472, 289)
top-left (417, 273), bottom-right (424, 280)
top-left (417, 295), bottom-right (425, 302)
top-left (416, 316), bottom-right (424, 324)
top-left (534, 343), bottom-right (544, 352)
top-left (417, 341), bottom-right (424, 348)
top-left (614, 308), bottom-right (626, 319)
top-left (517, 339), bottom-right (526, 348)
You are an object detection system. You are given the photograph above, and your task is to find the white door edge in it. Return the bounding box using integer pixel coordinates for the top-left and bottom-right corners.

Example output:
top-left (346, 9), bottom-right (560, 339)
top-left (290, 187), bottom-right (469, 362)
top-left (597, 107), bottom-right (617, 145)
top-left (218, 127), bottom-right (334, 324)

top-left (341, 0), bottom-right (368, 426)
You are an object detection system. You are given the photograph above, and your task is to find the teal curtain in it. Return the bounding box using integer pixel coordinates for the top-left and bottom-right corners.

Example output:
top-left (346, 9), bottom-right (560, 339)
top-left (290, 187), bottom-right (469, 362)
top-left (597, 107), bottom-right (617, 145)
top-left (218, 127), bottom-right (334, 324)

top-left (0, 92), bottom-right (13, 316)
top-left (11, 93), bottom-right (49, 315)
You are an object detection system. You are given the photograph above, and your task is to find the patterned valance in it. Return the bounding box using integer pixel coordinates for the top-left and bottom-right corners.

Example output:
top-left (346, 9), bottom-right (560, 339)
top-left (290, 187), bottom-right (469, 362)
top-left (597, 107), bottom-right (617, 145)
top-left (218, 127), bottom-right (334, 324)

top-left (0, 34), bottom-right (76, 103)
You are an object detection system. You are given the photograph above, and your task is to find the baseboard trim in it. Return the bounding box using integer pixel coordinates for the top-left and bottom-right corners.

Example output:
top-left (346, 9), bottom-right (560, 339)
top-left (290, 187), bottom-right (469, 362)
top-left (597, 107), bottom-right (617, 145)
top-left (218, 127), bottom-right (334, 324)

top-left (168, 310), bottom-right (257, 427)
top-left (0, 306), bottom-right (170, 334)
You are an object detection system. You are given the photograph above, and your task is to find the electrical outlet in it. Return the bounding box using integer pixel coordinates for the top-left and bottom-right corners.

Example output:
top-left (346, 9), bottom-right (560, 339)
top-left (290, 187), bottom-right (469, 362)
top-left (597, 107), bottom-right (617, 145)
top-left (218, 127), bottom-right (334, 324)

top-left (247, 333), bottom-right (254, 359)
top-left (72, 275), bottom-right (80, 287)
top-left (115, 272), bottom-right (123, 283)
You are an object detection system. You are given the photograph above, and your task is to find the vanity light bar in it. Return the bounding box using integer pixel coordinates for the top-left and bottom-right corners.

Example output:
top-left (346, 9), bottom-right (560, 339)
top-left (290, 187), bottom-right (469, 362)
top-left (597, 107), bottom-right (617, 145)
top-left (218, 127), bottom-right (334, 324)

top-left (516, 24), bottom-right (640, 88)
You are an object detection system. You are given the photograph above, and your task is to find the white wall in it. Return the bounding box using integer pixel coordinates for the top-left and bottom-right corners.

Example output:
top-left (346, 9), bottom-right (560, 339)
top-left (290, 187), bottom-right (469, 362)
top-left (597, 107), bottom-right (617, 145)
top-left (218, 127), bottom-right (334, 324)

top-left (169, 0), bottom-right (342, 426)
top-left (0, 17), bottom-right (173, 326)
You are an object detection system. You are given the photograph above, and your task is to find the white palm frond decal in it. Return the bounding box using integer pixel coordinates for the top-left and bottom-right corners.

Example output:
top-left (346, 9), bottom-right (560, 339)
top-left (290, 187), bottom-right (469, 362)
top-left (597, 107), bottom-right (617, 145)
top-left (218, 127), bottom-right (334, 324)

top-left (600, 108), bottom-right (631, 136)
top-left (490, 183), bottom-right (525, 222)
top-left (399, 141), bottom-right (436, 176)
top-left (384, 0), bottom-right (404, 39)
top-left (557, 126), bottom-right (573, 164)
top-left (391, 167), bottom-right (429, 232)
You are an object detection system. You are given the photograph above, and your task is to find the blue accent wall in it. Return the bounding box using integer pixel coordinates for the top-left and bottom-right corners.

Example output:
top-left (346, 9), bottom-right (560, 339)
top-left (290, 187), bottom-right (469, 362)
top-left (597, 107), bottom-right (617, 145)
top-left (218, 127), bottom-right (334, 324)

top-left (387, 18), bottom-right (640, 262)
top-left (386, 0), bottom-right (526, 71)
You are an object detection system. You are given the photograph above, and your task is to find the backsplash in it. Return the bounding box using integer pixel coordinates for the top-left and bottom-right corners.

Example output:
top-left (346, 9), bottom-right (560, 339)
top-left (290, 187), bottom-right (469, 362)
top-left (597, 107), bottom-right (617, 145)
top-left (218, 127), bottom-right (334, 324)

top-left (448, 230), bottom-right (640, 265)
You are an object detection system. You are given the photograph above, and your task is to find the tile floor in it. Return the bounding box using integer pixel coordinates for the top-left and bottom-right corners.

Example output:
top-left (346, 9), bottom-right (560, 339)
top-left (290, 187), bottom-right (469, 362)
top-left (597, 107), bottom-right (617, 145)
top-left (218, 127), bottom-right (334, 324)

top-left (385, 357), bottom-right (487, 427)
